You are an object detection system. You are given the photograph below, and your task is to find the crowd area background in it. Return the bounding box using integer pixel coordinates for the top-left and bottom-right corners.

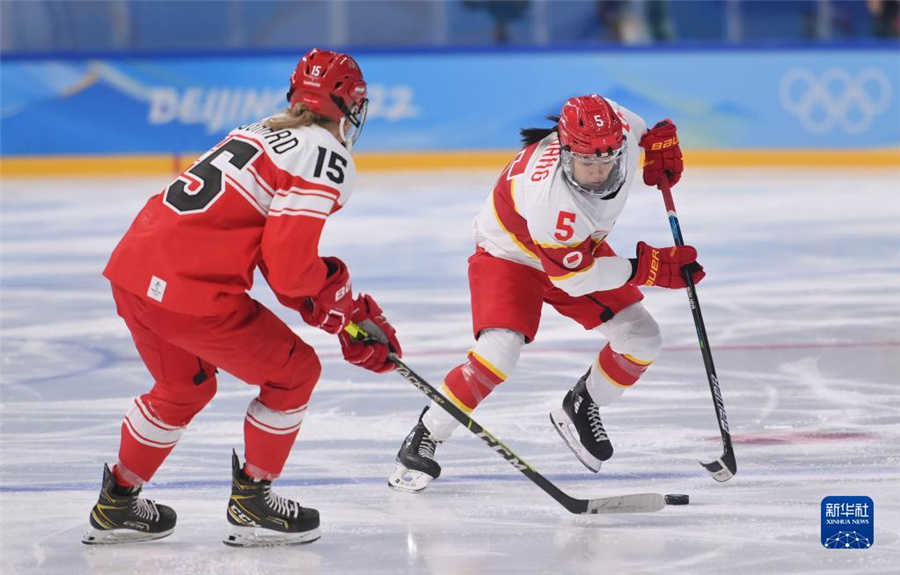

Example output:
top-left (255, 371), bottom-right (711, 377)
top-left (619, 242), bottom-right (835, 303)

top-left (2, 0), bottom-right (899, 53)
top-left (1, 0), bottom-right (897, 175)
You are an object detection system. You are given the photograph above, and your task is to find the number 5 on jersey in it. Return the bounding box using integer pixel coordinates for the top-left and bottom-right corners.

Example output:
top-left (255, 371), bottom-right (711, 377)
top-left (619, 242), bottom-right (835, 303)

top-left (555, 211), bottom-right (577, 242)
top-left (165, 139), bottom-right (262, 214)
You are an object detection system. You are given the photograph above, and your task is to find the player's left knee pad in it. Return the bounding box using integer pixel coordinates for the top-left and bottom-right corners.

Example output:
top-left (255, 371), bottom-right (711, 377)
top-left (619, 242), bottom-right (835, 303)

top-left (470, 328), bottom-right (525, 380)
top-left (143, 371), bottom-right (218, 428)
top-left (588, 304), bottom-right (662, 404)
top-left (598, 303), bottom-right (662, 362)
top-left (259, 340), bottom-right (322, 411)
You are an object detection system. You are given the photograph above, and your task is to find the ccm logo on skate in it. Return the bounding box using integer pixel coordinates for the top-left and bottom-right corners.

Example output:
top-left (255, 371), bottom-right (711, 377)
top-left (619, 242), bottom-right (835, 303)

top-left (123, 521), bottom-right (149, 531)
top-left (229, 504), bottom-right (257, 526)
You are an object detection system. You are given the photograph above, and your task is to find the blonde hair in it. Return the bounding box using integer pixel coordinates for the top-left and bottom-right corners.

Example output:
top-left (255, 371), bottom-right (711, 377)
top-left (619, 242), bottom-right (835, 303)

top-left (264, 103), bottom-right (335, 131)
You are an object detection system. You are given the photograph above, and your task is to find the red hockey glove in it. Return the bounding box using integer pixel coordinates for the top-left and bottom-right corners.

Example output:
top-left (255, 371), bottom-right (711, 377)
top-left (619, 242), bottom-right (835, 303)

top-left (630, 241), bottom-right (706, 289)
top-left (300, 256), bottom-right (353, 334)
top-left (337, 294), bottom-right (402, 374)
top-left (639, 120), bottom-right (683, 188)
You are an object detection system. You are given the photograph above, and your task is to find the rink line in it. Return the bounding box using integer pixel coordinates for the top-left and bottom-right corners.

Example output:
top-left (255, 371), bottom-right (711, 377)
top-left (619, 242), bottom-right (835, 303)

top-left (2, 464), bottom-right (896, 493)
top-left (4, 338), bottom-right (896, 387)
top-left (725, 431), bottom-right (879, 444)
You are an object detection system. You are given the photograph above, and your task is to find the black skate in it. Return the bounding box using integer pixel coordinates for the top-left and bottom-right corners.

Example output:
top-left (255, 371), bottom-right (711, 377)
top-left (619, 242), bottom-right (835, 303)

top-left (388, 407), bottom-right (442, 493)
top-left (224, 450), bottom-right (320, 547)
top-left (81, 464), bottom-right (176, 545)
top-left (550, 369), bottom-right (613, 472)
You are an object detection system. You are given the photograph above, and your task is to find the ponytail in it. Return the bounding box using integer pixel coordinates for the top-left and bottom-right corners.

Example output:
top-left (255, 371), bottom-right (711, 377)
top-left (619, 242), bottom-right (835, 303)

top-left (519, 115), bottom-right (560, 147)
top-left (264, 103), bottom-right (335, 131)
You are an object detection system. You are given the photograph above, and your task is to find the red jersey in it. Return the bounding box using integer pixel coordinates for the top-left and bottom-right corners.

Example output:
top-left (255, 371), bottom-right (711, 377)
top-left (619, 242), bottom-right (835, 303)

top-left (104, 121), bottom-right (355, 316)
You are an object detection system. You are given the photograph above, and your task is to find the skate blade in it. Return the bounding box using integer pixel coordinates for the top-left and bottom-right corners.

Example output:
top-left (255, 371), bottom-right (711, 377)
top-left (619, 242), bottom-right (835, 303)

top-left (550, 409), bottom-right (602, 473)
top-left (387, 463), bottom-right (434, 493)
top-left (81, 526), bottom-right (174, 545)
top-left (223, 525), bottom-right (321, 547)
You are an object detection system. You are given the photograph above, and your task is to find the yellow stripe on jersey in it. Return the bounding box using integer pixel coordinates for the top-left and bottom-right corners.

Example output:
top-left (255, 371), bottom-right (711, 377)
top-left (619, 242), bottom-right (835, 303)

top-left (547, 262), bottom-right (594, 282)
top-left (467, 350), bottom-right (507, 381)
top-left (534, 240), bottom-right (583, 250)
top-left (547, 259), bottom-right (595, 281)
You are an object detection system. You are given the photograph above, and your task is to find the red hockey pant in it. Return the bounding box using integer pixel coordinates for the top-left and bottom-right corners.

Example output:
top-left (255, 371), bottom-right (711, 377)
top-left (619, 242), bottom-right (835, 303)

top-left (443, 248), bottom-right (645, 410)
top-left (468, 247), bottom-right (643, 342)
top-left (110, 284), bottom-right (321, 484)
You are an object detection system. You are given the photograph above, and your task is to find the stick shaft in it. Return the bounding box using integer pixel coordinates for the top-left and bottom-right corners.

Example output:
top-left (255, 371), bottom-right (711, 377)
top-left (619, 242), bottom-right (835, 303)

top-left (657, 181), bottom-right (735, 472)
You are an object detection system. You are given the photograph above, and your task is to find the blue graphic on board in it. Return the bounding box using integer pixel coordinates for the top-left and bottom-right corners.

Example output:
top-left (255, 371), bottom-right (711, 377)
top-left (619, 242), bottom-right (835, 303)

top-left (1, 50), bottom-right (897, 156)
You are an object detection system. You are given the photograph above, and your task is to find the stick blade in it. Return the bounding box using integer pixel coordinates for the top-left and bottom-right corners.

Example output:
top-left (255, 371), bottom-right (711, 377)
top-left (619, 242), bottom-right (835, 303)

top-left (584, 493), bottom-right (666, 515)
top-left (700, 451), bottom-right (737, 482)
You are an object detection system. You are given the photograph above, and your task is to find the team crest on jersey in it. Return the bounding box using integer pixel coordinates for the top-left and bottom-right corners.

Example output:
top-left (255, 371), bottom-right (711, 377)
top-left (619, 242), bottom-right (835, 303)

top-left (563, 251), bottom-right (583, 270)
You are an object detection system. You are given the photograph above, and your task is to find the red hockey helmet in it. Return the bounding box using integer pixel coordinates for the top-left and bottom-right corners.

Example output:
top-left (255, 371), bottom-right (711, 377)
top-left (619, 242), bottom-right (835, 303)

top-left (558, 94), bottom-right (624, 156)
top-left (557, 95), bottom-right (627, 198)
top-left (287, 48), bottom-right (368, 147)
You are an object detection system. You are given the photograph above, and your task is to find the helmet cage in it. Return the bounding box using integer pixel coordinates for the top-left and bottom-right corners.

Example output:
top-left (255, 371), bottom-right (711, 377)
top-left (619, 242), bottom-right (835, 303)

top-left (337, 96), bottom-right (368, 150)
top-left (560, 139), bottom-right (627, 199)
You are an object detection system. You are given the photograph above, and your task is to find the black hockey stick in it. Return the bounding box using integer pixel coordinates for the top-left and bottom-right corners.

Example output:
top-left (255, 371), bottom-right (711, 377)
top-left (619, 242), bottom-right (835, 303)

top-left (657, 179), bottom-right (736, 482)
top-left (345, 323), bottom-right (666, 515)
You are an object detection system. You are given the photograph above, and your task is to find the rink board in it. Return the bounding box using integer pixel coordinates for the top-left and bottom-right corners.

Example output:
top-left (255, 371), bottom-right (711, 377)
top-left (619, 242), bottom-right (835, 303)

top-left (1, 47), bottom-right (897, 175)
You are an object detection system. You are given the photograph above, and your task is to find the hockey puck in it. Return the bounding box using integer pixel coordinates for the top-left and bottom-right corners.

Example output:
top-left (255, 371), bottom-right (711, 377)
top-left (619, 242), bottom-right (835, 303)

top-left (665, 494), bottom-right (690, 505)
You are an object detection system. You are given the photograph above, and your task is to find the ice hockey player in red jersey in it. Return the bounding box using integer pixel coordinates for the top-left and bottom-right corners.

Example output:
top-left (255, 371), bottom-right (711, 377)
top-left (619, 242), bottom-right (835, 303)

top-left (82, 48), bottom-right (402, 547)
top-left (388, 94), bottom-right (703, 492)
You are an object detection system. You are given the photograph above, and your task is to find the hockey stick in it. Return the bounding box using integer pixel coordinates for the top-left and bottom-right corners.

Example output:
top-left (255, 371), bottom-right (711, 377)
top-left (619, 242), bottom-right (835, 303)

top-left (657, 179), bottom-right (736, 482)
top-left (345, 323), bottom-right (666, 515)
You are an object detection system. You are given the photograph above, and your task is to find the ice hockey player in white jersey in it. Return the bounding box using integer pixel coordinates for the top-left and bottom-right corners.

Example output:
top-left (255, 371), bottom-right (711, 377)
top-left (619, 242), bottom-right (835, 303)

top-left (389, 94), bottom-right (705, 492)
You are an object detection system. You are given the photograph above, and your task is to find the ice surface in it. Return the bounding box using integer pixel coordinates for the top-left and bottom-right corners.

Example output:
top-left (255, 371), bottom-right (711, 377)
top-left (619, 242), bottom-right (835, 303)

top-left (1, 168), bottom-right (898, 574)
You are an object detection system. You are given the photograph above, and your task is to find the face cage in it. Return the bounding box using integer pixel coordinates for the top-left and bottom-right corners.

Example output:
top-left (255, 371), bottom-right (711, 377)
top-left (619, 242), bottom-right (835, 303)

top-left (338, 99), bottom-right (368, 150)
top-left (560, 146), bottom-right (627, 199)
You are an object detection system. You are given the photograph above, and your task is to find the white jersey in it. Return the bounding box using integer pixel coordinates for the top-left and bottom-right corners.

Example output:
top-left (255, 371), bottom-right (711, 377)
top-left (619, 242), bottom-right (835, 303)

top-left (473, 100), bottom-right (648, 297)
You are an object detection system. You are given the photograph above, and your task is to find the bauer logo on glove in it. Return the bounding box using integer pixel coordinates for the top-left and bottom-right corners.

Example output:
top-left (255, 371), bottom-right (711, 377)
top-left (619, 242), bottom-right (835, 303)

top-left (639, 120), bottom-right (683, 188)
top-left (631, 241), bottom-right (705, 288)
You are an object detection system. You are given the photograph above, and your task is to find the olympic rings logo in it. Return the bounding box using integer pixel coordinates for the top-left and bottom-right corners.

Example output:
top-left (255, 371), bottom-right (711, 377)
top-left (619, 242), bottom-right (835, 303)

top-left (779, 68), bottom-right (892, 135)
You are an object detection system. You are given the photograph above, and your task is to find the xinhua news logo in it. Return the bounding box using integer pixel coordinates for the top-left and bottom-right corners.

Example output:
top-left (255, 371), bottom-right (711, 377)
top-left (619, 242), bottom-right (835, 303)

top-left (821, 496), bottom-right (874, 549)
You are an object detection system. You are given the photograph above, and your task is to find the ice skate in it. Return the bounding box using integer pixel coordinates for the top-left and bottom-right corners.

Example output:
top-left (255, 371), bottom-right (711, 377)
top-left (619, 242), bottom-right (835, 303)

top-left (388, 407), bottom-right (442, 493)
top-left (82, 464), bottom-right (176, 545)
top-left (550, 369), bottom-right (613, 472)
top-left (223, 450), bottom-right (320, 547)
